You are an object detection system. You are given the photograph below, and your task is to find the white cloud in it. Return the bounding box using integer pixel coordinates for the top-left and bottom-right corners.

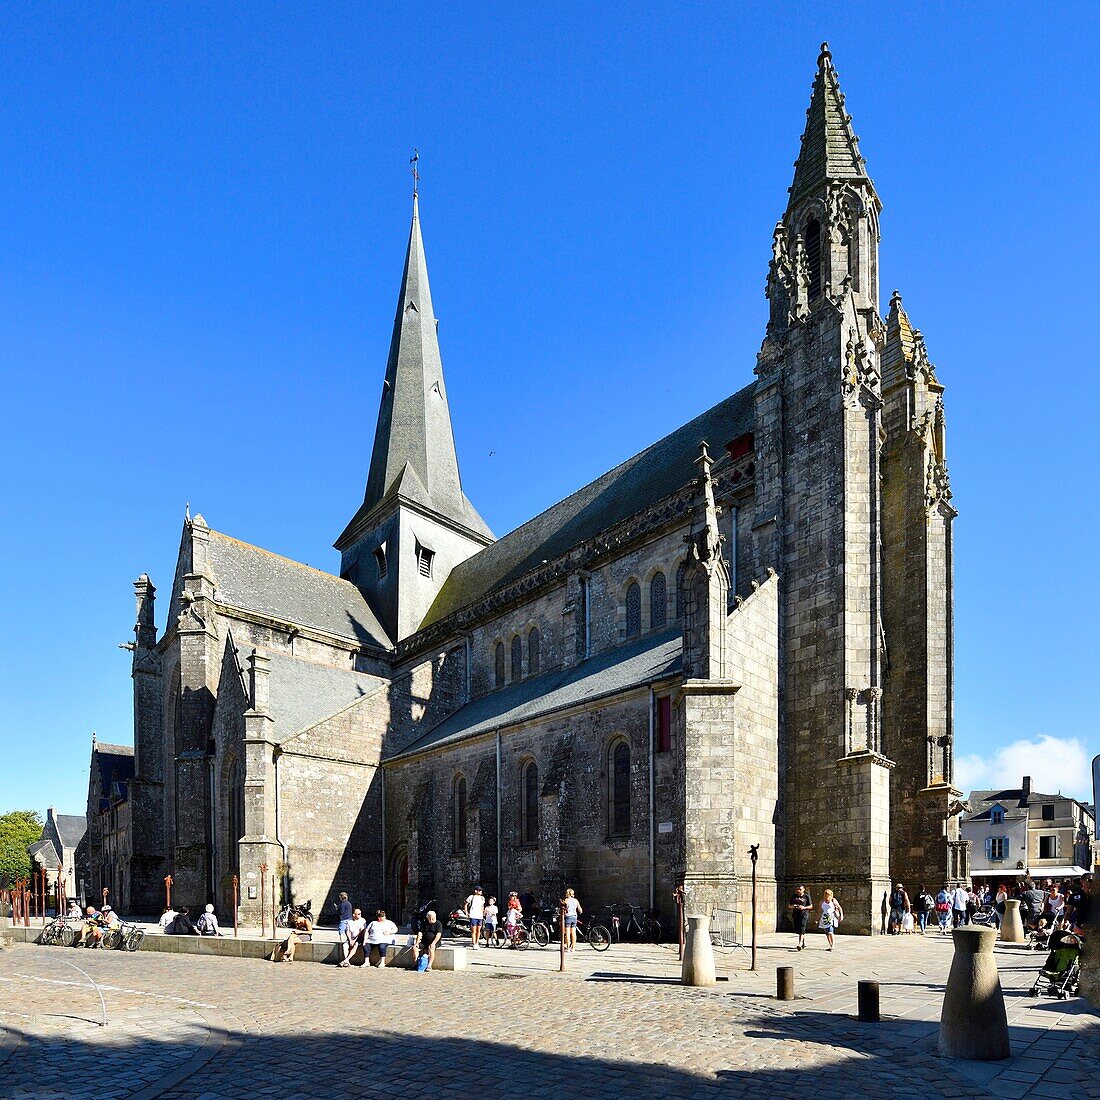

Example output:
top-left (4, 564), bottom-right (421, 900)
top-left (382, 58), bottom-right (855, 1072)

top-left (955, 735), bottom-right (1092, 801)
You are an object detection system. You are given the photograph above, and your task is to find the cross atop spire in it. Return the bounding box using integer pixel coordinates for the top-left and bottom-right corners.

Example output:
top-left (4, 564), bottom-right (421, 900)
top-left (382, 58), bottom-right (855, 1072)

top-left (410, 148), bottom-right (420, 198)
top-left (788, 42), bottom-right (873, 210)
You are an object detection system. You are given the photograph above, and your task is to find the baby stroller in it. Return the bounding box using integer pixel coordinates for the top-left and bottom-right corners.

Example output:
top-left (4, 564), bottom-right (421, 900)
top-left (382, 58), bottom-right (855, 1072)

top-left (1028, 930), bottom-right (1081, 999)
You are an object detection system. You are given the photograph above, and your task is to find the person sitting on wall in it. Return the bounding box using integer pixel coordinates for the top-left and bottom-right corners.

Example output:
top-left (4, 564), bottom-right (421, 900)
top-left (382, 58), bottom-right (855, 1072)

top-left (77, 906), bottom-right (104, 947)
top-left (159, 906), bottom-right (177, 932)
top-left (272, 912), bottom-right (313, 964)
top-left (339, 908), bottom-right (367, 967)
top-left (414, 909), bottom-right (443, 971)
top-left (170, 907), bottom-right (200, 935)
top-left (196, 903), bottom-right (222, 936)
top-left (364, 909), bottom-right (398, 968)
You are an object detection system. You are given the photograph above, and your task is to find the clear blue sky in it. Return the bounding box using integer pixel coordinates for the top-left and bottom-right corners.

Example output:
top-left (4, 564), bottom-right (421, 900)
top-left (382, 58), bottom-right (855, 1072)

top-left (1, 3), bottom-right (1096, 816)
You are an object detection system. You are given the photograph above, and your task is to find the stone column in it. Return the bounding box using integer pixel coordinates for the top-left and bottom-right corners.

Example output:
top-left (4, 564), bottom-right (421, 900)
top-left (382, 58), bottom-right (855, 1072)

top-left (681, 914), bottom-right (717, 987)
top-left (938, 926), bottom-right (1010, 1061)
top-left (999, 898), bottom-right (1025, 944)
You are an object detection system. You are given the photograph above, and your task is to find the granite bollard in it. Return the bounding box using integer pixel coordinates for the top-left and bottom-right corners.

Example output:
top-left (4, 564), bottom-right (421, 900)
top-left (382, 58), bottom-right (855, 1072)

top-left (999, 898), bottom-right (1025, 944)
top-left (939, 926), bottom-right (1010, 1061)
top-left (681, 914), bottom-right (716, 987)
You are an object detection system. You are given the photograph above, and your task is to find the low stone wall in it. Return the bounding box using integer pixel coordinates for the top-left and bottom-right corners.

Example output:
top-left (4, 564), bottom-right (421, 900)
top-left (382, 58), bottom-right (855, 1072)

top-left (6, 926), bottom-right (466, 970)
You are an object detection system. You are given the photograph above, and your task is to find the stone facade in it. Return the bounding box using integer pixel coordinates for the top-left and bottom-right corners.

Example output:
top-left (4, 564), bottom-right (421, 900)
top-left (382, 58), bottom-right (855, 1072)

top-left (113, 44), bottom-right (964, 931)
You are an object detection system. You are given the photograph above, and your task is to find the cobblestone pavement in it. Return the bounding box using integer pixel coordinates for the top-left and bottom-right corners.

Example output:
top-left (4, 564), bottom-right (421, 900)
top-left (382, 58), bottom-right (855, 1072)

top-left (1, 930), bottom-right (1096, 1099)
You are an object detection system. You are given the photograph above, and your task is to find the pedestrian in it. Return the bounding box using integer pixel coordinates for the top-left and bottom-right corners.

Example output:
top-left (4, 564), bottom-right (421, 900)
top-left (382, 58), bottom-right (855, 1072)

top-left (561, 888), bottom-right (583, 953)
top-left (483, 896), bottom-right (500, 946)
top-left (365, 908), bottom-right (398, 968)
top-left (951, 882), bottom-right (969, 927)
top-left (1045, 882), bottom-right (1065, 921)
top-left (818, 889), bottom-right (843, 950)
top-left (787, 884), bottom-right (813, 950)
top-left (339, 907), bottom-right (367, 967)
top-left (196, 903), bottom-right (221, 936)
top-left (1066, 876), bottom-right (1092, 933)
top-left (337, 892), bottom-right (353, 941)
top-left (915, 886), bottom-right (934, 935)
top-left (415, 909), bottom-right (443, 971)
top-left (171, 906), bottom-right (200, 935)
top-left (994, 883), bottom-right (1008, 929)
top-left (465, 886), bottom-right (486, 950)
top-left (888, 882), bottom-right (910, 934)
top-left (935, 886), bottom-right (952, 933)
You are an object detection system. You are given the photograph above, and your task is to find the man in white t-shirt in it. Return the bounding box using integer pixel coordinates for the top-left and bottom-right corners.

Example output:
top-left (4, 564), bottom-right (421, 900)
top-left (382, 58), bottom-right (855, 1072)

top-left (339, 907), bottom-right (367, 967)
top-left (465, 886), bottom-right (486, 950)
top-left (365, 909), bottom-right (398, 968)
top-left (951, 884), bottom-right (970, 927)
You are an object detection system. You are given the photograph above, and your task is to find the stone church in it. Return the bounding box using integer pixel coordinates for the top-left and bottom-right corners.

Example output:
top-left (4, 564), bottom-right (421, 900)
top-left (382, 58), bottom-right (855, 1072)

top-left (117, 45), bottom-right (967, 933)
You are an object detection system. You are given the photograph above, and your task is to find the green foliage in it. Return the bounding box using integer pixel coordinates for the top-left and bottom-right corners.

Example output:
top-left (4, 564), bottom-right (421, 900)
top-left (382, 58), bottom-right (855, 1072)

top-left (0, 810), bottom-right (44, 883)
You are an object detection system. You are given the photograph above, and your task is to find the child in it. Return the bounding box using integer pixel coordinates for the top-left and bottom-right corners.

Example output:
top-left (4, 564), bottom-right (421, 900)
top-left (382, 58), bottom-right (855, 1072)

top-left (504, 902), bottom-right (522, 946)
top-left (483, 896), bottom-right (499, 946)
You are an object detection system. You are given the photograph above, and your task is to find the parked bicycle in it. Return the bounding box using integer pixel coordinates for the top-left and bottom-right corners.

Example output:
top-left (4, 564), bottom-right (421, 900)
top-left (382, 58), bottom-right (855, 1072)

top-left (541, 907), bottom-right (611, 951)
top-left (40, 916), bottom-right (77, 947)
top-left (592, 903), bottom-right (661, 945)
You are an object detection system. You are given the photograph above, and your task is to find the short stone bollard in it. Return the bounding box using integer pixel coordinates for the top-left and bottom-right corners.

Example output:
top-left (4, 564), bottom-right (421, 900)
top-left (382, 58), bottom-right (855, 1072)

top-left (857, 980), bottom-right (880, 1021)
top-left (999, 898), bottom-right (1025, 944)
top-left (776, 966), bottom-right (794, 1001)
top-left (681, 914), bottom-right (717, 987)
top-left (939, 926), bottom-right (1010, 1061)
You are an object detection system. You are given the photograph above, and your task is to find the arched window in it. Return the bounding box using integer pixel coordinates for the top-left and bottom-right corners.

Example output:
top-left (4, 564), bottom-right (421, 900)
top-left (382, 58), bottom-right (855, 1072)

top-left (511, 635), bottom-right (523, 681)
top-left (520, 760), bottom-right (539, 845)
top-left (608, 740), bottom-right (630, 837)
top-left (226, 756), bottom-right (244, 865)
top-left (675, 561), bottom-right (688, 619)
top-left (650, 572), bottom-right (667, 630)
top-left (625, 582), bottom-right (641, 639)
top-left (453, 774), bottom-right (467, 851)
top-left (494, 642), bottom-right (505, 688)
top-left (527, 627), bottom-right (541, 676)
top-left (804, 216), bottom-right (821, 301)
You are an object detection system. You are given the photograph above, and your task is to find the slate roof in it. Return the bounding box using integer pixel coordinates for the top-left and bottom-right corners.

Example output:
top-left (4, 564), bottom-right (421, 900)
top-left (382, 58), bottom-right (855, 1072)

top-left (264, 651), bottom-right (383, 745)
top-left (338, 196), bottom-right (492, 548)
top-left (93, 743), bottom-right (135, 801)
top-left (54, 815), bottom-right (87, 850)
top-left (388, 629), bottom-right (683, 761)
top-left (789, 43), bottom-right (872, 208)
top-left (29, 839), bottom-right (61, 867)
top-left (420, 383), bottom-right (756, 628)
top-left (207, 530), bottom-right (392, 650)
top-left (964, 787), bottom-right (1075, 822)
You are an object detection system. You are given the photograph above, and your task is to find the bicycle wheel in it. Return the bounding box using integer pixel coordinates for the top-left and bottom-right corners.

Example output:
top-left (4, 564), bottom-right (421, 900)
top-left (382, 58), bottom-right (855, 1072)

top-left (104, 930), bottom-right (123, 950)
top-left (125, 929), bottom-right (146, 952)
top-left (60, 927), bottom-right (76, 948)
top-left (531, 921), bottom-right (550, 947)
top-left (514, 928), bottom-right (530, 950)
top-left (643, 918), bottom-right (662, 944)
top-left (588, 923), bottom-right (611, 951)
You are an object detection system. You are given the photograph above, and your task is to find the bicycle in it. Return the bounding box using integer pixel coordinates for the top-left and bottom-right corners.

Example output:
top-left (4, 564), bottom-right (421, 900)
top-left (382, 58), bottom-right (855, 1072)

top-left (119, 922), bottom-right (146, 951)
top-left (543, 909), bottom-right (612, 951)
top-left (596, 903), bottom-right (661, 945)
top-left (40, 917), bottom-right (77, 947)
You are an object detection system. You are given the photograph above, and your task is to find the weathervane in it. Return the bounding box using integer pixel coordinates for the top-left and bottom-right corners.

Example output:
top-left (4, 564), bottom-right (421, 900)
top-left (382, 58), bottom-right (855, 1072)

top-left (410, 148), bottom-right (420, 198)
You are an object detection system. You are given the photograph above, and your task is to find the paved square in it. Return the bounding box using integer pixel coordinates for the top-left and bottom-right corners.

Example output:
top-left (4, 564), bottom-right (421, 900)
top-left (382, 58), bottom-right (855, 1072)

top-left (1, 931), bottom-right (1097, 1098)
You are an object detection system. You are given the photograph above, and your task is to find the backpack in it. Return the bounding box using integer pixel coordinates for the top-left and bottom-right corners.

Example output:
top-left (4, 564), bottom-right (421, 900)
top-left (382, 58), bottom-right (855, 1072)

top-left (196, 913), bottom-right (211, 934)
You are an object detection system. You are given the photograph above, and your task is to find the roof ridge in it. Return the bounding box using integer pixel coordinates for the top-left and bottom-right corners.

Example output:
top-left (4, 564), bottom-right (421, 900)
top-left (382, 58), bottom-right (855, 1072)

top-left (94, 741), bottom-right (134, 755)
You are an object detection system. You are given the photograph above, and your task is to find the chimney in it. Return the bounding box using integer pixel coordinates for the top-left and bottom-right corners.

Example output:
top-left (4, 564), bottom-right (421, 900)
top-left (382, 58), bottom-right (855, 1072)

top-left (1022, 775), bottom-right (1032, 799)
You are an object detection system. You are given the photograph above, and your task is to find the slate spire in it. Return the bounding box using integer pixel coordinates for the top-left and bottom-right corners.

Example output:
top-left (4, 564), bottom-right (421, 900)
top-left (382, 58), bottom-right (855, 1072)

top-left (361, 195), bottom-right (492, 540)
top-left (788, 42), bottom-right (874, 209)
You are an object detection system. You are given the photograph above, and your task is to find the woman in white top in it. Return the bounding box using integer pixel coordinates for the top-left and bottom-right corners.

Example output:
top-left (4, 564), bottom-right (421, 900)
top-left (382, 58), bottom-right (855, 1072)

top-left (818, 889), bottom-right (843, 951)
top-left (561, 888), bottom-right (583, 953)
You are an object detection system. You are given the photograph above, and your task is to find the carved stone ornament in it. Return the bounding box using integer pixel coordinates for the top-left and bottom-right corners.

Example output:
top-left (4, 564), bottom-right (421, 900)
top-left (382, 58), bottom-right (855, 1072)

top-left (925, 454), bottom-right (952, 508)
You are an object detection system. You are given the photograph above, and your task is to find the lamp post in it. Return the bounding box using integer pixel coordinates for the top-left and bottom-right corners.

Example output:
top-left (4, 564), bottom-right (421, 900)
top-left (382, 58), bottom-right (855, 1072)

top-left (748, 844), bottom-right (759, 972)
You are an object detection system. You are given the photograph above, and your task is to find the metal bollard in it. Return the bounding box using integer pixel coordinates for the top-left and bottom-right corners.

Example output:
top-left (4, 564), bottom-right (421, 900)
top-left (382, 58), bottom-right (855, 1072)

top-left (857, 979), bottom-right (880, 1022)
top-left (777, 966), bottom-right (794, 1001)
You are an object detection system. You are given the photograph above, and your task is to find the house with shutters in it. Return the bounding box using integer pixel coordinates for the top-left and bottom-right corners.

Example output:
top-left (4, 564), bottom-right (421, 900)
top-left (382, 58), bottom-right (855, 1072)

top-left (963, 776), bottom-right (1095, 885)
top-left (118, 44), bottom-right (966, 932)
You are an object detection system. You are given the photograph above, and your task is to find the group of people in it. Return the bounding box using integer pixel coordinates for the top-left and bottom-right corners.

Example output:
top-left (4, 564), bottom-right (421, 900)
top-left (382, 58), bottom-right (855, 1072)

top-left (787, 886), bottom-right (844, 950)
top-left (159, 903), bottom-right (222, 937)
top-left (68, 901), bottom-right (121, 947)
top-left (461, 886), bottom-right (584, 951)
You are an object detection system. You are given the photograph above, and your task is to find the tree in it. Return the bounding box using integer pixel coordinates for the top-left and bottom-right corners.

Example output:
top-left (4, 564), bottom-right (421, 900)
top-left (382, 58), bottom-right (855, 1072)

top-left (0, 810), bottom-right (43, 884)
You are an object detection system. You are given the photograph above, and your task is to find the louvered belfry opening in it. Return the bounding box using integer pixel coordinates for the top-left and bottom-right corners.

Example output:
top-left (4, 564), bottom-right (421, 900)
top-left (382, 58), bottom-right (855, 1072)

top-left (804, 217), bottom-right (821, 301)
